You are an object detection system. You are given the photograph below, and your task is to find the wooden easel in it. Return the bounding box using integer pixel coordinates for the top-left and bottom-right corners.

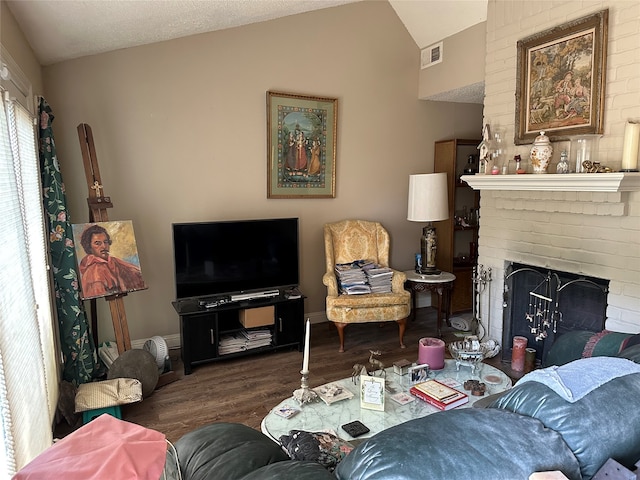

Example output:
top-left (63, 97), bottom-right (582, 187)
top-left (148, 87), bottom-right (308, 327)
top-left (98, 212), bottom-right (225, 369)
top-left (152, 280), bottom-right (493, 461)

top-left (77, 123), bottom-right (131, 354)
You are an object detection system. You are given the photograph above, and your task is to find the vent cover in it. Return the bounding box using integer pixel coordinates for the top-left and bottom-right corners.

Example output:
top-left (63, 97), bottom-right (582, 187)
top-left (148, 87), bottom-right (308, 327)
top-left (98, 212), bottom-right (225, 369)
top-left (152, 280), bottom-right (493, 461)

top-left (421, 41), bottom-right (443, 69)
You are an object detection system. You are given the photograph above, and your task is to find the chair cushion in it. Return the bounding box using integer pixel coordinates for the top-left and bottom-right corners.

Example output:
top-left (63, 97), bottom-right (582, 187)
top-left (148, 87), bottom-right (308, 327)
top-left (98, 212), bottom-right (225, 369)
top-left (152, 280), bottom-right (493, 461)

top-left (326, 295), bottom-right (410, 323)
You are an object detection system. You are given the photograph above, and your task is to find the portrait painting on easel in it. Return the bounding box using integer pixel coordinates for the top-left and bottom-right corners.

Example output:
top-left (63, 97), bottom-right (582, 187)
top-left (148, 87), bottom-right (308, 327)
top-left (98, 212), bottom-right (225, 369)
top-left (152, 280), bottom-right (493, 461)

top-left (72, 220), bottom-right (148, 300)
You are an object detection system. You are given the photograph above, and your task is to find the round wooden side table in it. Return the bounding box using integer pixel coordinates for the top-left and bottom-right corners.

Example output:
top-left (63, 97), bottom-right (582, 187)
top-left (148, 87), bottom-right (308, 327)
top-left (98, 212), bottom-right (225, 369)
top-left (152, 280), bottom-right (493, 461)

top-left (404, 270), bottom-right (456, 337)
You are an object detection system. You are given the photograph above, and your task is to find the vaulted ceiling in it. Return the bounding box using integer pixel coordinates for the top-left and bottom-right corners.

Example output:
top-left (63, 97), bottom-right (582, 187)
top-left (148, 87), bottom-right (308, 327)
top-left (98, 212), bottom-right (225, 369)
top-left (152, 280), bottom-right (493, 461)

top-left (6, 0), bottom-right (487, 66)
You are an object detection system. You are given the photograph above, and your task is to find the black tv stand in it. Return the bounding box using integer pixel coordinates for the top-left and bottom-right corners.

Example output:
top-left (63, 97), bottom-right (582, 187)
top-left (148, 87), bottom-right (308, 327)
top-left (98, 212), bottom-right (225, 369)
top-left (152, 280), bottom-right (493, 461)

top-left (172, 290), bottom-right (305, 375)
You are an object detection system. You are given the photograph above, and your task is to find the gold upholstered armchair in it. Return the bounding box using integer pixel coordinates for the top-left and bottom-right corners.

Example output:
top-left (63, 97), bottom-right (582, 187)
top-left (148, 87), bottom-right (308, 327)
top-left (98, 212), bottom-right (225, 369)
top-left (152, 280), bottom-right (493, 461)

top-left (323, 219), bottom-right (411, 352)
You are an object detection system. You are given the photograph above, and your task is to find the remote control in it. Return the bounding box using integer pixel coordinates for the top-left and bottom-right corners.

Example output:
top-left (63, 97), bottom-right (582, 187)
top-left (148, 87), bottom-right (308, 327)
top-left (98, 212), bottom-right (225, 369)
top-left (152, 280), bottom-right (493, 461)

top-left (341, 420), bottom-right (370, 438)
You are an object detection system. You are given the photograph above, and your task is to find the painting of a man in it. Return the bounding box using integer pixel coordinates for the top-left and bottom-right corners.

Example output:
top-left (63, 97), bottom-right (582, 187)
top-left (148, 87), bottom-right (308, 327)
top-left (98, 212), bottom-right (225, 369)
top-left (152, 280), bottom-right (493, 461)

top-left (73, 221), bottom-right (147, 299)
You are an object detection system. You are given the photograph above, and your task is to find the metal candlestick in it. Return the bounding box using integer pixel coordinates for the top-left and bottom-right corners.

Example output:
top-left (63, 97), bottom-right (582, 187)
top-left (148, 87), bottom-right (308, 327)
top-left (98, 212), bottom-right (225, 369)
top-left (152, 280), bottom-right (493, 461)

top-left (293, 370), bottom-right (317, 405)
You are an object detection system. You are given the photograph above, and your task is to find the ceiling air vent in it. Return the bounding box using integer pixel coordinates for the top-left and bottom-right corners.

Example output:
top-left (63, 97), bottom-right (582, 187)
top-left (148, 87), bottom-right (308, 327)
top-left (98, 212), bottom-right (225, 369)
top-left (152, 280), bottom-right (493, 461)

top-left (421, 41), bottom-right (443, 69)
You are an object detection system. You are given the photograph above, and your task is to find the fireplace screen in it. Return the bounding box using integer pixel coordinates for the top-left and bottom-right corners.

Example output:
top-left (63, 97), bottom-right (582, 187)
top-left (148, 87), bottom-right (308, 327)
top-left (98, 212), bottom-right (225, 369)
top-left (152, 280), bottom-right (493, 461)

top-left (502, 263), bottom-right (608, 365)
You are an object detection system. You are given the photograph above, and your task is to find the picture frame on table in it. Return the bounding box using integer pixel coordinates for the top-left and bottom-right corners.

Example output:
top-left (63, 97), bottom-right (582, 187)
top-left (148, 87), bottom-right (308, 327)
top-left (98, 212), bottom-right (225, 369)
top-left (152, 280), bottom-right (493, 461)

top-left (266, 91), bottom-right (337, 198)
top-left (408, 363), bottom-right (430, 385)
top-left (360, 375), bottom-right (385, 411)
top-left (514, 9), bottom-right (608, 145)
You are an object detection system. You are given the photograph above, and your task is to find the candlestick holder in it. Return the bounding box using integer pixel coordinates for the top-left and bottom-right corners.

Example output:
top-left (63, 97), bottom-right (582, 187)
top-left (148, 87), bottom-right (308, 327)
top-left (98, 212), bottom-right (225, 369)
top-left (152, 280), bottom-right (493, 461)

top-left (293, 370), bottom-right (317, 405)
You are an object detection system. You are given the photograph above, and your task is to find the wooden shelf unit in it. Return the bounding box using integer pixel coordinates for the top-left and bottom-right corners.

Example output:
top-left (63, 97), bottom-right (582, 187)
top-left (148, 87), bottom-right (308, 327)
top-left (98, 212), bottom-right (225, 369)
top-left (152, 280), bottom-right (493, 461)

top-left (434, 139), bottom-right (480, 313)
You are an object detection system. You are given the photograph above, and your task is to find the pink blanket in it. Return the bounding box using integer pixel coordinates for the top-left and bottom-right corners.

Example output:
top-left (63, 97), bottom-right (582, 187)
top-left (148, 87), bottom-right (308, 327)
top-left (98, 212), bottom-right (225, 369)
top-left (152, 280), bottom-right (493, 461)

top-left (14, 414), bottom-right (167, 479)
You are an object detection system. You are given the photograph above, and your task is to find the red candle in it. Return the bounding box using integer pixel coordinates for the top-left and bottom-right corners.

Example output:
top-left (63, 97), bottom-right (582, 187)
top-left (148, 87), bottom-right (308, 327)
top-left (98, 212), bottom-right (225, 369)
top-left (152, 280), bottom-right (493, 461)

top-left (418, 337), bottom-right (445, 370)
top-left (511, 336), bottom-right (528, 372)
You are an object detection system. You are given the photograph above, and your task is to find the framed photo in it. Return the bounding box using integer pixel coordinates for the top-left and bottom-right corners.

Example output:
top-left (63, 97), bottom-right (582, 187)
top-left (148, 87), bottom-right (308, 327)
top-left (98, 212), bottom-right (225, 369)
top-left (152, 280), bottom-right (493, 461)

top-left (408, 364), bottom-right (430, 385)
top-left (514, 9), bottom-right (608, 145)
top-left (267, 91), bottom-right (337, 198)
top-left (360, 375), bottom-right (385, 411)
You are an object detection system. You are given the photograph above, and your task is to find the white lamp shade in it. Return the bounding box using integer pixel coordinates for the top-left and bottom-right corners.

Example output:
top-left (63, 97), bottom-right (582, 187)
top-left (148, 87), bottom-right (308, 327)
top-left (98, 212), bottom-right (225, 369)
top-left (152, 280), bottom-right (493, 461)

top-left (407, 173), bottom-right (449, 222)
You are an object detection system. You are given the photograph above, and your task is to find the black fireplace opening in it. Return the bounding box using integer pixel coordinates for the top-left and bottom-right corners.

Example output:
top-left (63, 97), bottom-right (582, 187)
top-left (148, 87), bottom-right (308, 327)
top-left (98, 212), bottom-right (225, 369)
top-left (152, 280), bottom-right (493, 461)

top-left (502, 262), bottom-right (609, 365)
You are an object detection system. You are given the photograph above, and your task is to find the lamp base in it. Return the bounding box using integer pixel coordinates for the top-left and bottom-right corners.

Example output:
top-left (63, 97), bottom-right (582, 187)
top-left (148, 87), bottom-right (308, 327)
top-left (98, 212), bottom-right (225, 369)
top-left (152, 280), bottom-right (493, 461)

top-left (420, 223), bottom-right (440, 275)
top-left (419, 266), bottom-right (441, 275)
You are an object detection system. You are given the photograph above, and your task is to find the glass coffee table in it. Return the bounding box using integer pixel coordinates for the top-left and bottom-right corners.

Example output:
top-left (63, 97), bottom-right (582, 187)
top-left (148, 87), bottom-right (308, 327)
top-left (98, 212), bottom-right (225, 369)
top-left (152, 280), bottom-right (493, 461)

top-left (261, 359), bottom-right (511, 442)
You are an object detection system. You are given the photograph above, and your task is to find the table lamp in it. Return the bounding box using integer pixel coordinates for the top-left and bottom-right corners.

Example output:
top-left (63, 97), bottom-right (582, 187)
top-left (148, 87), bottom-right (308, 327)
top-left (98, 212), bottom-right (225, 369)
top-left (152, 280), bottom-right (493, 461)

top-left (407, 173), bottom-right (449, 275)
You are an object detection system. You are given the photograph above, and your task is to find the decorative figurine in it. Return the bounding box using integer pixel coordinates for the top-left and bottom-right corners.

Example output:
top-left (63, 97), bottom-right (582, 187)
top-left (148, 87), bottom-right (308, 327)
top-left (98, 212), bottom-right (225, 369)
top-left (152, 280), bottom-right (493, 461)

top-left (368, 350), bottom-right (385, 377)
top-left (556, 150), bottom-right (570, 174)
top-left (351, 363), bottom-right (368, 384)
top-left (477, 124), bottom-right (492, 174)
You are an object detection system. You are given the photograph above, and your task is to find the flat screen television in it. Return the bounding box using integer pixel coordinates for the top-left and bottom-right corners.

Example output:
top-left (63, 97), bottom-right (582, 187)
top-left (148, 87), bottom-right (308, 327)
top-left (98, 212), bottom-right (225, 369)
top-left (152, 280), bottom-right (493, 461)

top-left (172, 218), bottom-right (299, 300)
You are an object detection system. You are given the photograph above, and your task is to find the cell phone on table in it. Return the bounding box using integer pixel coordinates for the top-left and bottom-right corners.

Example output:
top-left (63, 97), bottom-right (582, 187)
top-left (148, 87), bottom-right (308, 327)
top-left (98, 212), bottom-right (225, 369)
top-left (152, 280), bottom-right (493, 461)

top-left (341, 420), bottom-right (370, 438)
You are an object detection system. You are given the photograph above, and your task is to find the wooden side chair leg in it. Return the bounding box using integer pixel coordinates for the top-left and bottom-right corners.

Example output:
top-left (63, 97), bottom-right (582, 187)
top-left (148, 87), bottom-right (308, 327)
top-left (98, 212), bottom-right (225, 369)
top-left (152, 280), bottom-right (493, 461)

top-left (334, 322), bottom-right (347, 353)
top-left (396, 317), bottom-right (407, 349)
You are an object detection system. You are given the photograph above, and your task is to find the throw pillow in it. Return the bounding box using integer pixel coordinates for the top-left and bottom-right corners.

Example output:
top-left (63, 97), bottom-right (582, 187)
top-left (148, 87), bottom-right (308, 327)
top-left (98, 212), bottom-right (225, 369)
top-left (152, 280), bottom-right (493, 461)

top-left (279, 430), bottom-right (354, 471)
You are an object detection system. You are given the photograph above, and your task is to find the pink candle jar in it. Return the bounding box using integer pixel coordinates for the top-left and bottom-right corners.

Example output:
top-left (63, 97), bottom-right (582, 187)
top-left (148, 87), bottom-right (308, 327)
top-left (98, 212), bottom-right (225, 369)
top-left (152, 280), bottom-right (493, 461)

top-left (418, 337), bottom-right (445, 370)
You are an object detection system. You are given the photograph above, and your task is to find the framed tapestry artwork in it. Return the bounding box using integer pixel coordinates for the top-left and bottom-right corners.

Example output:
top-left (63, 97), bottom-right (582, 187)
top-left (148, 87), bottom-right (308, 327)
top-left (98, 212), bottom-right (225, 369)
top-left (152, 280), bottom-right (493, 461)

top-left (267, 91), bottom-right (337, 198)
top-left (514, 9), bottom-right (608, 145)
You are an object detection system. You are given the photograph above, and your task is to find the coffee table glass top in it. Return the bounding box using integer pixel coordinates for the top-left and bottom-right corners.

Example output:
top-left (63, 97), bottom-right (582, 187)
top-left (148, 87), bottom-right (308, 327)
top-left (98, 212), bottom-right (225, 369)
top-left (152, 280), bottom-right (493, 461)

top-left (261, 359), bottom-right (511, 442)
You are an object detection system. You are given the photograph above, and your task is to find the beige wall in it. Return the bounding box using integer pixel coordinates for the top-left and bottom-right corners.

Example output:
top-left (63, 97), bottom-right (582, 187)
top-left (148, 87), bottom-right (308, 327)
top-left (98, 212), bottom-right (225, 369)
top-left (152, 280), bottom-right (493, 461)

top-left (418, 22), bottom-right (486, 100)
top-left (30, 1), bottom-right (483, 343)
top-left (0, 1), bottom-right (43, 94)
top-left (479, 0), bottom-right (640, 341)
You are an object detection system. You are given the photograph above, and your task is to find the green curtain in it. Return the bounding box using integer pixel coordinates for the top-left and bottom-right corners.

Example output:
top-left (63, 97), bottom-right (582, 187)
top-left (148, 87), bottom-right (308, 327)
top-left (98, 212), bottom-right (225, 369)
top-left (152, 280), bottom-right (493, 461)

top-left (38, 98), bottom-right (101, 385)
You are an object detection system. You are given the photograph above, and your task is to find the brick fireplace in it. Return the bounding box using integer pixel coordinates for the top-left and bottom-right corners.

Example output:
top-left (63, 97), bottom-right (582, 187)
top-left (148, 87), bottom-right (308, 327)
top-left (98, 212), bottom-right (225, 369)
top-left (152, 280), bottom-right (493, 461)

top-left (470, 0), bottom-right (640, 364)
top-left (462, 175), bottom-right (640, 364)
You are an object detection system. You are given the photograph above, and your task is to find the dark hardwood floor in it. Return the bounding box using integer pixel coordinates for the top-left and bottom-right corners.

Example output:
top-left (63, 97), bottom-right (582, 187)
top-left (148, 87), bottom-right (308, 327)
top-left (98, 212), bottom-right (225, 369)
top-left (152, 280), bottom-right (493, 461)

top-left (64, 308), bottom-right (515, 443)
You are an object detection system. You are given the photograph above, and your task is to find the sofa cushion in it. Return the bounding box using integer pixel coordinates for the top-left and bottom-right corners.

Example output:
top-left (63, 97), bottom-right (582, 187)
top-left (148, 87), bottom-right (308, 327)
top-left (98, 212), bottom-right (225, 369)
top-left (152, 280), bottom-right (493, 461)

top-left (490, 362), bottom-right (640, 480)
top-left (543, 330), bottom-right (638, 367)
top-left (619, 344), bottom-right (640, 363)
top-left (174, 423), bottom-right (289, 480)
top-left (334, 409), bottom-right (581, 480)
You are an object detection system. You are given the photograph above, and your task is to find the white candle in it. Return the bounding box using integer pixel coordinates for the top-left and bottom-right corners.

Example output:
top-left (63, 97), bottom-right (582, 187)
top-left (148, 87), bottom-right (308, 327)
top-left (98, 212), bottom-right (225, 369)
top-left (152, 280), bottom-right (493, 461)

top-left (621, 121), bottom-right (640, 171)
top-left (302, 319), bottom-right (310, 372)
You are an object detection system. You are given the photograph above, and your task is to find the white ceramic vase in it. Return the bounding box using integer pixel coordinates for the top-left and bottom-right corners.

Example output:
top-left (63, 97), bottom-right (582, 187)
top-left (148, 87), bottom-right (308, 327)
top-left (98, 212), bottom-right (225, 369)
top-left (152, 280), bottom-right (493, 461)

top-left (530, 131), bottom-right (553, 174)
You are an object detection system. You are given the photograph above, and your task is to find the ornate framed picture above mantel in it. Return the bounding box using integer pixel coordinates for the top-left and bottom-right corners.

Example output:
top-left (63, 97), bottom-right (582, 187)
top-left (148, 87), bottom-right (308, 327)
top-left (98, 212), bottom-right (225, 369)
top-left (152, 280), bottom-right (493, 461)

top-left (267, 91), bottom-right (337, 198)
top-left (514, 9), bottom-right (608, 145)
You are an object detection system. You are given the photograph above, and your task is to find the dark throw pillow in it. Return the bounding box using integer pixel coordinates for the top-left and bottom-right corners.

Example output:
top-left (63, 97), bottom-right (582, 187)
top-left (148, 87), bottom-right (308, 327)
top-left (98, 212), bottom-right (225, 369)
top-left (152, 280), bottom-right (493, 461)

top-left (279, 430), bottom-right (354, 472)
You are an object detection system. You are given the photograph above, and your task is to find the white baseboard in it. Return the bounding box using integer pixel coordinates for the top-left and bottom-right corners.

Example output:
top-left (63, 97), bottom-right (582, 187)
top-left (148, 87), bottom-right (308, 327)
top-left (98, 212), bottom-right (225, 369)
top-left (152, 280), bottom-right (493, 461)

top-left (131, 333), bottom-right (181, 351)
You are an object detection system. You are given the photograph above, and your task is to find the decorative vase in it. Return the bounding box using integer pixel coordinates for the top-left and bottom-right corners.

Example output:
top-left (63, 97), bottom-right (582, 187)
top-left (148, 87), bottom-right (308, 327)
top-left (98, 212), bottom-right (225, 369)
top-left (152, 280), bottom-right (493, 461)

top-left (530, 131), bottom-right (553, 174)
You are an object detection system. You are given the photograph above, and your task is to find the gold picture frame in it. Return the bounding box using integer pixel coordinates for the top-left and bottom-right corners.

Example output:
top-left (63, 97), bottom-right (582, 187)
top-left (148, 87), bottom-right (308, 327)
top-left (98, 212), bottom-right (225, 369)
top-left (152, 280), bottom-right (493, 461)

top-left (514, 9), bottom-right (608, 145)
top-left (267, 91), bottom-right (337, 198)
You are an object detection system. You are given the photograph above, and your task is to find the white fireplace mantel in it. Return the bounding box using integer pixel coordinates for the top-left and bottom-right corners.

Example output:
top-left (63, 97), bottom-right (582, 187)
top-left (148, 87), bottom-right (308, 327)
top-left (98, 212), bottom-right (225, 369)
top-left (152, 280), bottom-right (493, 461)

top-left (461, 172), bottom-right (640, 192)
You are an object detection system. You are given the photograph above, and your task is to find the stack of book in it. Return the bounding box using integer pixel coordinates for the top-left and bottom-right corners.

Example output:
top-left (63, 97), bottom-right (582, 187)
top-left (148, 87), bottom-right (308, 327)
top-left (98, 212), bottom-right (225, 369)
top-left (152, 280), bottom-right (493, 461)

top-left (409, 379), bottom-right (469, 411)
top-left (335, 261), bottom-right (370, 295)
top-left (218, 329), bottom-right (272, 354)
top-left (362, 264), bottom-right (393, 293)
top-left (335, 260), bottom-right (394, 294)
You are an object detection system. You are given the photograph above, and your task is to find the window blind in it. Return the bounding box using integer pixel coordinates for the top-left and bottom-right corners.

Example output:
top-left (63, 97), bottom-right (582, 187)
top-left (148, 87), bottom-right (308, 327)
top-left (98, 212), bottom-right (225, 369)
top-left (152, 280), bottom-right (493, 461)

top-left (0, 90), bottom-right (58, 477)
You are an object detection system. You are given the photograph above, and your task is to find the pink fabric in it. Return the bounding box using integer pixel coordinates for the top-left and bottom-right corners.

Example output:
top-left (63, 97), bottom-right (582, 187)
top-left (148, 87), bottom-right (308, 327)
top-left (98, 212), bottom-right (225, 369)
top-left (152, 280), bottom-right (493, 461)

top-left (14, 414), bottom-right (167, 480)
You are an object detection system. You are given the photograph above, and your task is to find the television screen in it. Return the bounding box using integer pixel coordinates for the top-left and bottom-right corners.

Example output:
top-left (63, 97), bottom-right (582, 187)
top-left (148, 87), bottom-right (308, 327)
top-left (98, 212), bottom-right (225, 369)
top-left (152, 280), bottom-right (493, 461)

top-left (172, 218), bottom-right (299, 300)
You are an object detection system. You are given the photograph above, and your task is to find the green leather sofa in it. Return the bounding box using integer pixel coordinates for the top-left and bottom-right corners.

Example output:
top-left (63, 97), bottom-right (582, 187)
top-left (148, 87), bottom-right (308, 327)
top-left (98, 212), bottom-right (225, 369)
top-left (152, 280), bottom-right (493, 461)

top-left (173, 342), bottom-right (640, 480)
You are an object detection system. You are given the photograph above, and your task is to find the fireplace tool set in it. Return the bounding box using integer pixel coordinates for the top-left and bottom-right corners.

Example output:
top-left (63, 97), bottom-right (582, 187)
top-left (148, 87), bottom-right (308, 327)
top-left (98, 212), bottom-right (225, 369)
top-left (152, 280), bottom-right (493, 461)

top-left (471, 265), bottom-right (501, 357)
